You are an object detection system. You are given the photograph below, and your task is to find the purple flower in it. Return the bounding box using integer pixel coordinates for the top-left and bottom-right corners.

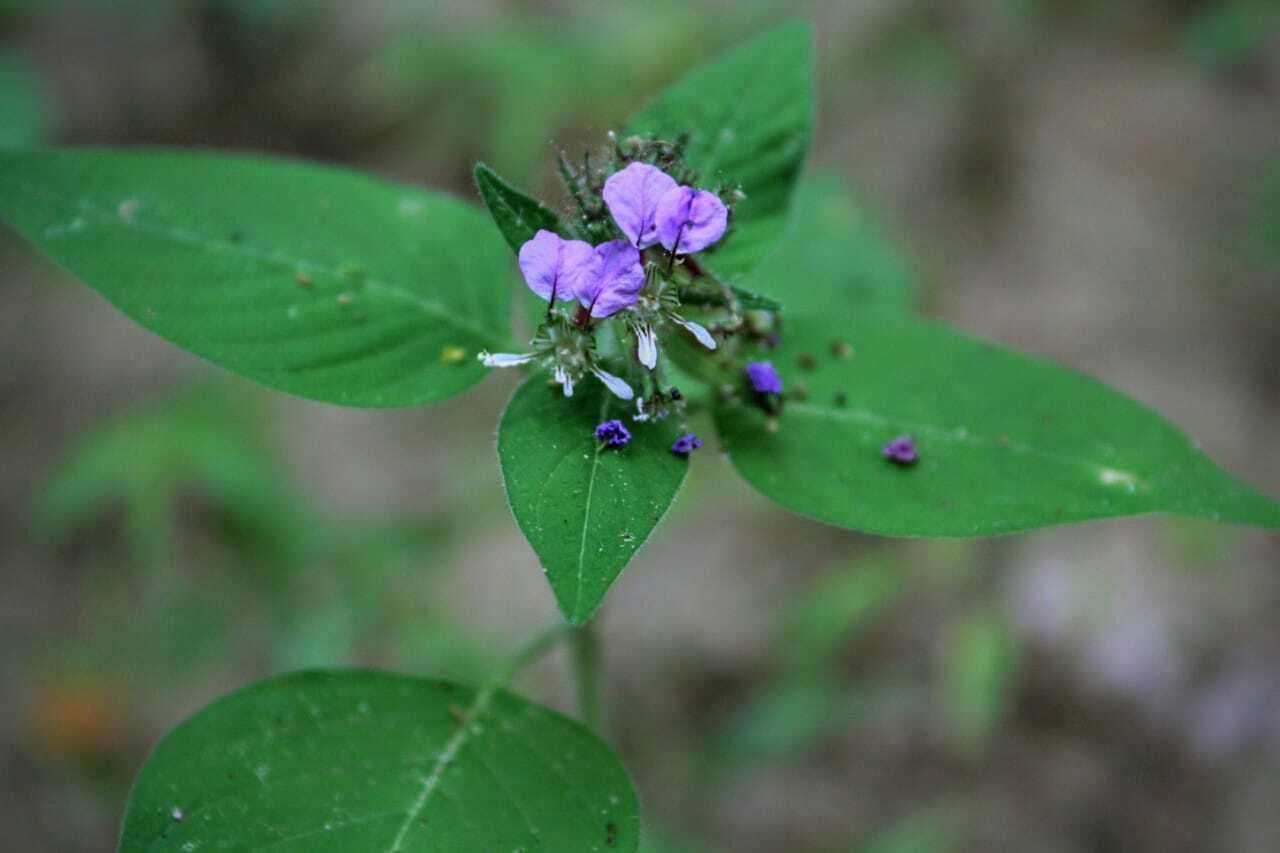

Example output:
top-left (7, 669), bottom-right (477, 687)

top-left (671, 433), bottom-right (703, 456)
top-left (745, 361), bottom-right (784, 394)
top-left (603, 163), bottom-right (678, 249)
top-left (882, 435), bottom-right (919, 465)
top-left (594, 419), bottom-right (632, 448)
top-left (518, 230), bottom-right (598, 304)
top-left (576, 240), bottom-right (644, 318)
top-left (655, 186), bottom-right (728, 254)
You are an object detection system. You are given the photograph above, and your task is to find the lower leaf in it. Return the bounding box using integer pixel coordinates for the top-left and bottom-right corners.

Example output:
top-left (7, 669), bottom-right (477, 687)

top-left (119, 669), bottom-right (639, 852)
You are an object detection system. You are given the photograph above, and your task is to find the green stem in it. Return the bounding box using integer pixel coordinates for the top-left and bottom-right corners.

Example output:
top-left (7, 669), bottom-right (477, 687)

top-left (496, 624), bottom-right (569, 687)
top-left (570, 622), bottom-right (603, 732)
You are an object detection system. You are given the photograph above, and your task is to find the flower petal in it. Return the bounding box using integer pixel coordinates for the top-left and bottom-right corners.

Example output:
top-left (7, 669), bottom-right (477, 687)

top-left (554, 364), bottom-right (576, 397)
top-left (635, 323), bottom-right (658, 370)
top-left (591, 366), bottom-right (635, 401)
top-left (655, 186), bottom-right (729, 254)
top-left (745, 361), bottom-right (784, 394)
top-left (671, 314), bottom-right (717, 351)
top-left (578, 240), bottom-right (645, 318)
top-left (518, 230), bottom-right (597, 303)
top-left (602, 162), bottom-right (678, 248)
top-left (478, 351), bottom-right (536, 367)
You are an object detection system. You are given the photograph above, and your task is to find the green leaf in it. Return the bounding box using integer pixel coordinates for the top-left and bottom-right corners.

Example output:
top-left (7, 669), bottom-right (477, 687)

top-left (714, 312), bottom-right (1280, 535)
top-left (474, 162), bottom-right (569, 253)
top-left (626, 21), bottom-right (813, 281)
top-left (746, 176), bottom-right (917, 314)
top-left (499, 376), bottom-right (688, 624)
top-left (729, 285), bottom-right (783, 312)
top-left (119, 669), bottom-right (639, 852)
top-left (0, 149), bottom-right (512, 407)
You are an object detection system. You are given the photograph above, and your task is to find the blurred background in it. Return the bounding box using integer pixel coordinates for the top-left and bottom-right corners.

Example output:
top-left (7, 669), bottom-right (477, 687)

top-left (3, 1), bottom-right (1280, 851)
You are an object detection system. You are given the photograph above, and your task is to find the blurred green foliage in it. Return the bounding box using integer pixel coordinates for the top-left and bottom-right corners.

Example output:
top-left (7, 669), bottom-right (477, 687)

top-left (1255, 157), bottom-right (1280, 263)
top-left (370, 10), bottom-right (702, 184)
top-left (0, 49), bottom-right (45, 148)
top-left (940, 610), bottom-right (1019, 754)
top-left (32, 382), bottom-right (487, 683)
top-left (1183, 0), bottom-right (1280, 69)
top-left (857, 811), bottom-right (952, 853)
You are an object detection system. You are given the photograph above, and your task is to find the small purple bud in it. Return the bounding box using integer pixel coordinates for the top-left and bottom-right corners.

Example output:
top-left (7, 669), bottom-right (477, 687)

top-left (602, 162), bottom-right (678, 249)
top-left (576, 239), bottom-right (645, 318)
top-left (745, 361), bottom-right (784, 394)
top-left (655, 185), bottom-right (728, 255)
top-left (594, 419), bottom-right (632, 448)
top-left (671, 433), bottom-right (703, 456)
top-left (518, 230), bottom-right (598, 304)
top-left (882, 435), bottom-right (919, 465)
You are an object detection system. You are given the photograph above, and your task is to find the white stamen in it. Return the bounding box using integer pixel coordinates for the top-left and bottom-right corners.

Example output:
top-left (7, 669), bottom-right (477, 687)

top-left (479, 351), bottom-right (535, 368)
top-left (634, 398), bottom-right (650, 422)
top-left (592, 366), bottom-right (635, 401)
top-left (671, 314), bottom-right (717, 350)
top-left (554, 365), bottom-right (575, 397)
top-left (636, 323), bottom-right (658, 370)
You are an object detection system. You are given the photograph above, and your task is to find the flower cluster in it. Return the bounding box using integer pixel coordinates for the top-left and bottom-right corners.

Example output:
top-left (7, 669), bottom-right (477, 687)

top-left (479, 159), bottom-right (727, 406)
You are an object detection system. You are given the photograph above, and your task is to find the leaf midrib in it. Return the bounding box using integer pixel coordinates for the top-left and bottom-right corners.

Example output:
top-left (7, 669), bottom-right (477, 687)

top-left (386, 684), bottom-right (497, 852)
top-left (784, 401), bottom-right (1147, 486)
top-left (572, 393), bottom-right (613, 621)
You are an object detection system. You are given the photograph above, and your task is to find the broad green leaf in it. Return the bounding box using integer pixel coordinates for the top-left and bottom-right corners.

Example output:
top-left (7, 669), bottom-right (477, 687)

top-left (119, 669), bottom-right (639, 852)
top-left (0, 49), bottom-right (46, 148)
top-left (746, 176), bottom-right (917, 314)
top-left (714, 312), bottom-right (1280, 535)
top-left (941, 611), bottom-right (1018, 752)
top-left (473, 162), bottom-right (569, 253)
top-left (626, 21), bottom-right (813, 281)
top-left (499, 376), bottom-right (688, 624)
top-left (0, 149), bottom-right (512, 407)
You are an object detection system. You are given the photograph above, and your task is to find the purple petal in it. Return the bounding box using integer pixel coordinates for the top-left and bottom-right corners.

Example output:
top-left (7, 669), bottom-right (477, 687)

top-left (594, 419), bottom-right (632, 448)
top-left (603, 163), bottom-right (678, 248)
top-left (577, 240), bottom-right (645, 319)
top-left (518, 230), bottom-right (597, 303)
top-left (655, 186), bottom-right (728, 254)
top-left (745, 361), bottom-right (784, 394)
top-left (671, 433), bottom-right (703, 456)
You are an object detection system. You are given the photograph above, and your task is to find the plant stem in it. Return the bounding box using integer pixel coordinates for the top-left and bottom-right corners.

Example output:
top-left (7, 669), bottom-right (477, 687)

top-left (497, 624), bottom-right (569, 687)
top-left (569, 622), bottom-right (603, 732)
